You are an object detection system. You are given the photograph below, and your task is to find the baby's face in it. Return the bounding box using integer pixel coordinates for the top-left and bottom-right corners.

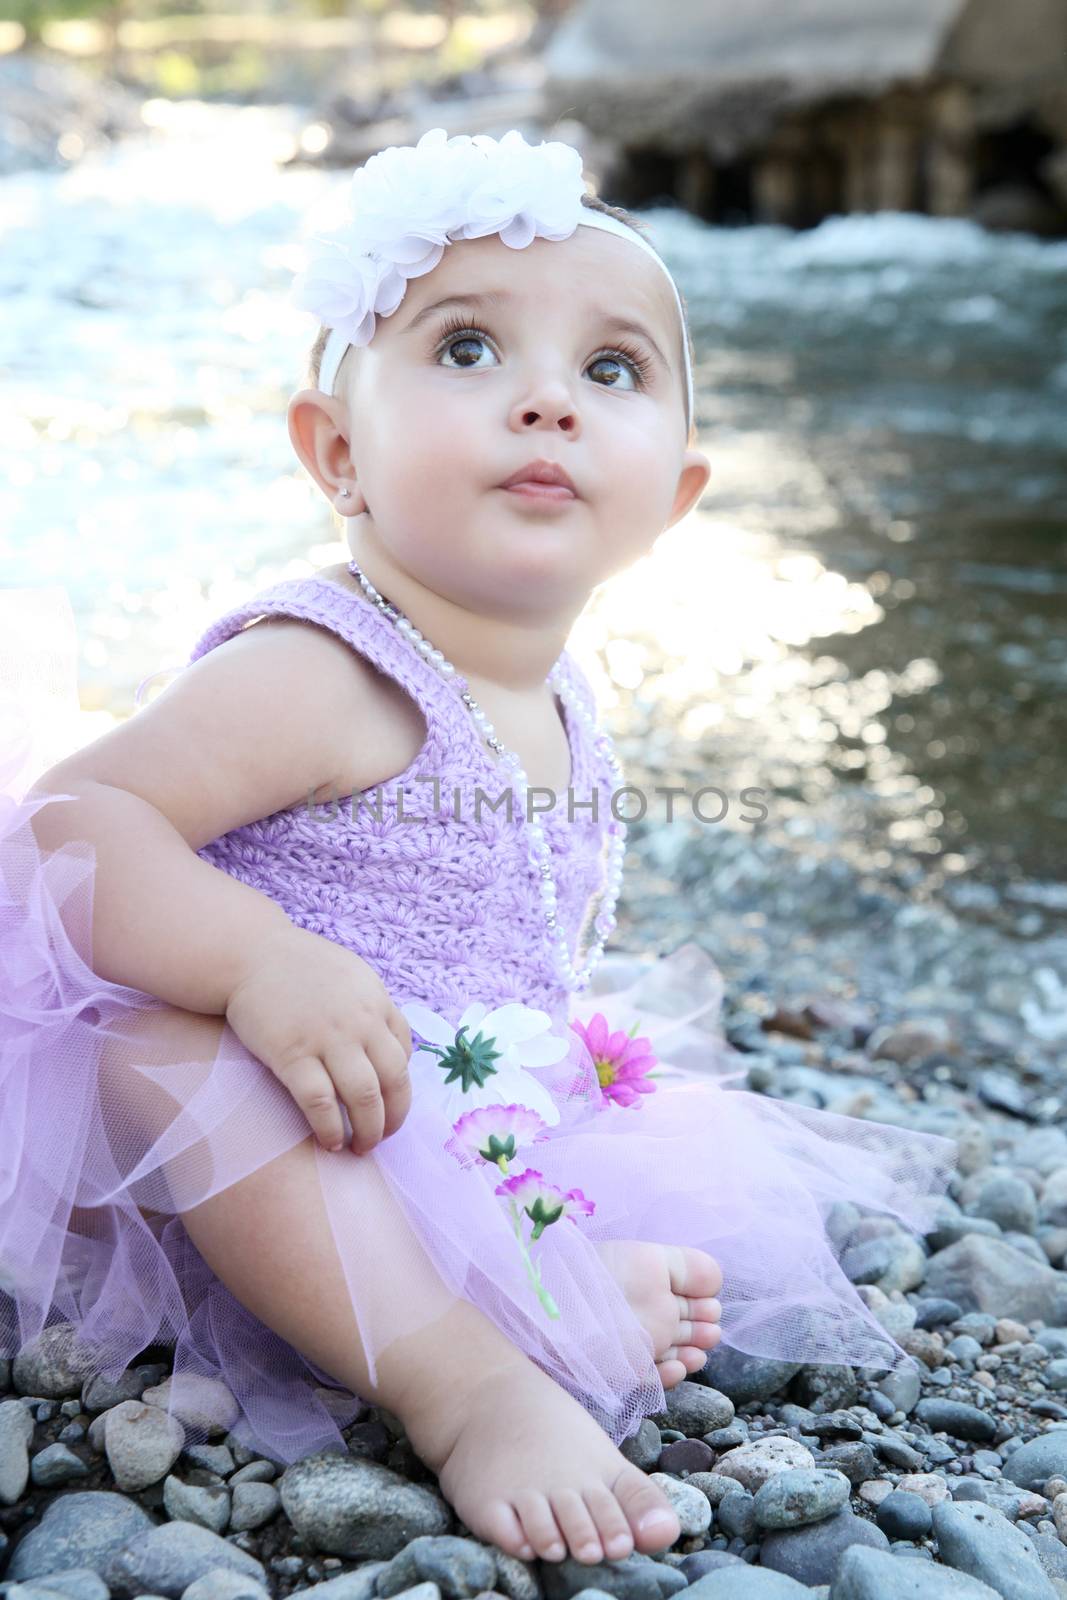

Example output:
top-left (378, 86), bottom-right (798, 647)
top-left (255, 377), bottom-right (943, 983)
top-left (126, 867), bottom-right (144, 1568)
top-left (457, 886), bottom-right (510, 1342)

top-left (335, 227), bottom-right (699, 619)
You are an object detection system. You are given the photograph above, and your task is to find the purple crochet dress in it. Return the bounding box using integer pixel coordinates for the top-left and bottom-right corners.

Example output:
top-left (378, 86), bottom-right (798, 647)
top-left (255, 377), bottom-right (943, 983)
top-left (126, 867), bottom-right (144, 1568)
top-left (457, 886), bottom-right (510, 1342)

top-left (0, 575), bottom-right (957, 1466)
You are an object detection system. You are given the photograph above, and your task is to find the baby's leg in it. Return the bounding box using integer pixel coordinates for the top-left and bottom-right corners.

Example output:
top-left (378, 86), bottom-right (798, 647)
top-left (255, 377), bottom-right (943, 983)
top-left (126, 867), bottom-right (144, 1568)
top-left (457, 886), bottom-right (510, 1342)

top-left (99, 1004), bottom-right (683, 1565)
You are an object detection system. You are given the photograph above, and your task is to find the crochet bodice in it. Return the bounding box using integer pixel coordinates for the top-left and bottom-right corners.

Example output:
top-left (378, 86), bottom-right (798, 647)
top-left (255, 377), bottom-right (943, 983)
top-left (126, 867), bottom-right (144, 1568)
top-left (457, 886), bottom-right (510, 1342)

top-left (187, 574), bottom-right (609, 1028)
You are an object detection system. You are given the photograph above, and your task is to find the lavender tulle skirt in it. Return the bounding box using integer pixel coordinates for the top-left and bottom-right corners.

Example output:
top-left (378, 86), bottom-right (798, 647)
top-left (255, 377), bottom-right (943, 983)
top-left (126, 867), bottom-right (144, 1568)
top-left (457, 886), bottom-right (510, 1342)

top-left (0, 591), bottom-right (959, 1467)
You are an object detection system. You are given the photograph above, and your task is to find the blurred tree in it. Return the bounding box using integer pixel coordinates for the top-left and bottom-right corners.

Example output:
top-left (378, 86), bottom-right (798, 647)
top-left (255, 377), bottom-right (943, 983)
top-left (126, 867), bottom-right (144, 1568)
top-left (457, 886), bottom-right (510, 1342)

top-left (12, 0), bottom-right (129, 62)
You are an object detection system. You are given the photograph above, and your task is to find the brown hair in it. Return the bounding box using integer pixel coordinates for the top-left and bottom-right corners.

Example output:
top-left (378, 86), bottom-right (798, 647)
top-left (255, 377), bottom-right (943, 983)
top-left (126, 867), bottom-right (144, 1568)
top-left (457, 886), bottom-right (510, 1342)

top-left (304, 191), bottom-right (696, 444)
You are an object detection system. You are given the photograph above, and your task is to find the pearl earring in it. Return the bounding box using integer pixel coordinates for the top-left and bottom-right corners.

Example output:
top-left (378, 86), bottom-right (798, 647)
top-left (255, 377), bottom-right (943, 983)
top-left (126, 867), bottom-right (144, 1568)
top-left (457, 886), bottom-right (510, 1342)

top-left (340, 488), bottom-right (352, 499)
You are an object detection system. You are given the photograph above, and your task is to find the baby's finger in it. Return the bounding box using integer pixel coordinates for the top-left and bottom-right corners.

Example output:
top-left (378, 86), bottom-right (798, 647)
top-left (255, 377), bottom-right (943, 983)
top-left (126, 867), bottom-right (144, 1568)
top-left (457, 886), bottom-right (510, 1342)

top-left (329, 1046), bottom-right (386, 1154)
top-left (282, 1057), bottom-right (346, 1151)
top-left (386, 1007), bottom-right (414, 1060)
top-left (374, 1030), bottom-right (413, 1137)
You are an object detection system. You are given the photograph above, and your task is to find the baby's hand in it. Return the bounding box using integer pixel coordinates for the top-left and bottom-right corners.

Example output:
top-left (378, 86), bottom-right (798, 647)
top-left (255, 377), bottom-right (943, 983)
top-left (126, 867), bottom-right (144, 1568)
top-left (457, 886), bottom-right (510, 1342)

top-left (224, 927), bottom-right (413, 1155)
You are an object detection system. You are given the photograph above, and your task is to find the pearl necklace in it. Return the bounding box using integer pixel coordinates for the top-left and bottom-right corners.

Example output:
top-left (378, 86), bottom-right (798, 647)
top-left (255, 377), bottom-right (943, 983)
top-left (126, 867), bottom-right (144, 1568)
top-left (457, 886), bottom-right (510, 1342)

top-left (346, 559), bottom-right (627, 992)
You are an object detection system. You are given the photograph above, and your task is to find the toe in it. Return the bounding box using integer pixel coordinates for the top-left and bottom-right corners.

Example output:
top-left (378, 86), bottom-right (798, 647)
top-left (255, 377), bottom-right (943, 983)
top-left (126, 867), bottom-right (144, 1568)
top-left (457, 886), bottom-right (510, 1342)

top-left (484, 1500), bottom-right (536, 1562)
top-left (552, 1488), bottom-right (603, 1563)
top-left (611, 1462), bottom-right (681, 1553)
top-left (657, 1356), bottom-right (688, 1388)
top-left (669, 1245), bottom-right (723, 1300)
top-left (514, 1491), bottom-right (567, 1562)
top-left (689, 1295), bottom-right (722, 1325)
top-left (583, 1481), bottom-right (634, 1561)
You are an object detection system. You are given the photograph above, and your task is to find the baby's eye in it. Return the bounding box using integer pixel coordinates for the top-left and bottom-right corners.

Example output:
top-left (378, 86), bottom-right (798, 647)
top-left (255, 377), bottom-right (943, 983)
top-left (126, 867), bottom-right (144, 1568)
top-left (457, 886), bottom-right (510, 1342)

top-left (433, 321), bottom-right (652, 391)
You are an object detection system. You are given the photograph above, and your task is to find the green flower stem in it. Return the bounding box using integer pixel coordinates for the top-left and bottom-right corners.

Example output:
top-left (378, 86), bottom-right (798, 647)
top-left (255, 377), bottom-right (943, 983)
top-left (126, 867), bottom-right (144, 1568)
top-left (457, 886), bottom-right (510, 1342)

top-left (494, 1154), bottom-right (559, 1318)
top-left (506, 1197), bottom-right (560, 1319)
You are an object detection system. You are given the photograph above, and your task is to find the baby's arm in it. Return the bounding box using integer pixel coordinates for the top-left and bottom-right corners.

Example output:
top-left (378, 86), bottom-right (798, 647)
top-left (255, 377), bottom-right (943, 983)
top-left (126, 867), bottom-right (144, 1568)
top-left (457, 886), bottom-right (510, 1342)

top-left (29, 618), bottom-right (413, 1152)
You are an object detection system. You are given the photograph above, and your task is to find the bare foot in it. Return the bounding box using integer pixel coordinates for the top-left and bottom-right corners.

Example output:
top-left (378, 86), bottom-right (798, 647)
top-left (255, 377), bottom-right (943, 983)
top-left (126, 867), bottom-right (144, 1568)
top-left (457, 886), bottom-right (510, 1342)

top-left (402, 1355), bottom-right (684, 1566)
top-left (595, 1242), bottom-right (723, 1390)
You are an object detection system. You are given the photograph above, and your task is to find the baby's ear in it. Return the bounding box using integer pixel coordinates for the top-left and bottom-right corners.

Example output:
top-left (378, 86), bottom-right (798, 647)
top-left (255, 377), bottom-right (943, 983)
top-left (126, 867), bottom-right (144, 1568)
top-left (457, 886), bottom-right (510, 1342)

top-left (668, 448), bottom-right (712, 528)
top-left (287, 389), bottom-right (360, 511)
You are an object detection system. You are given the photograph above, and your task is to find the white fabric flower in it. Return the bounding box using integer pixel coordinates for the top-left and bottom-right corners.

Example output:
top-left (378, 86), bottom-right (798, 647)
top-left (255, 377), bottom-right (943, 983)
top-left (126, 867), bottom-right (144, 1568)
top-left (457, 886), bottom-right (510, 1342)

top-left (289, 127), bottom-right (588, 349)
top-left (401, 998), bottom-right (569, 1128)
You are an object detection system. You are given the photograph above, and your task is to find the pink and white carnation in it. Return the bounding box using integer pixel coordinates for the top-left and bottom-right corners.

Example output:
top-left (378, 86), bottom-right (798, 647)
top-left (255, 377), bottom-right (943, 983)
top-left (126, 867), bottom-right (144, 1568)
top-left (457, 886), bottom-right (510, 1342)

top-left (447, 1102), bottom-right (550, 1171)
top-left (495, 1168), bottom-right (596, 1241)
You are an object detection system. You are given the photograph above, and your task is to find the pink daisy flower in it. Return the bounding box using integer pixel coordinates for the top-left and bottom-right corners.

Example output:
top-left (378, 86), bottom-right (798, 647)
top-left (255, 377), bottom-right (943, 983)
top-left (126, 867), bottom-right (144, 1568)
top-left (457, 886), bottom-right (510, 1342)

top-left (569, 1012), bottom-right (659, 1108)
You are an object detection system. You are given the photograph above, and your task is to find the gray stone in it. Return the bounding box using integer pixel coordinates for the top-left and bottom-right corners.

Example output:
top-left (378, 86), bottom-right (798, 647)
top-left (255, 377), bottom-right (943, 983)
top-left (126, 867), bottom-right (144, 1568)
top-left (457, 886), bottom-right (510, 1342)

top-left (279, 1454), bottom-right (450, 1561)
top-left (927, 1218), bottom-right (1003, 1252)
top-left (180, 1571), bottom-right (271, 1600)
top-left (760, 1507), bottom-right (890, 1587)
top-left (104, 1400), bottom-right (185, 1492)
top-left (925, 1237), bottom-right (1067, 1322)
top-left (1021, 1528), bottom-right (1067, 1585)
top-left (140, 1374), bottom-right (239, 1437)
top-left (715, 1437), bottom-right (815, 1491)
top-left (698, 1347), bottom-right (800, 1405)
top-left (947, 1336), bottom-right (985, 1363)
top-left (1003, 1433), bottom-right (1067, 1491)
top-left (1036, 1329), bottom-right (1067, 1357)
top-left (1039, 1170), bottom-right (1067, 1228)
top-left (817, 1442), bottom-right (876, 1487)
top-left (181, 1442), bottom-right (235, 1476)
top-left (716, 1489), bottom-right (758, 1542)
top-left (754, 1468), bottom-right (851, 1530)
top-left (686, 1471), bottom-right (746, 1508)
top-left (843, 1235), bottom-right (925, 1294)
top-left (677, 1550), bottom-right (747, 1582)
top-left (100, 1520), bottom-right (267, 1598)
top-left (5, 1492), bottom-right (154, 1583)
top-left (0, 1399), bottom-right (34, 1505)
top-left (80, 1370), bottom-right (149, 1413)
top-left (972, 1176), bottom-right (1038, 1235)
top-left (619, 1419), bottom-right (661, 1471)
top-left (28, 1442), bottom-right (91, 1487)
top-left (651, 1380), bottom-right (734, 1437)
top-left (11, 1325), bottom-right (99, 1400)
top-left (954, 1313), bottom-right (998, 1345)
top-left (0, 1570), bottom-right (110, 1600)
top-left (931, 1500), bottom-right (1057, 1600)
top-left (288, 1562), bottom-right (387, 1599)
top-left (830, 1545), bottom-right (1002, 1598)
top-left (1044, 1359), bottom-right (1067, 1390)
top-left (876, 1363), bottom-right (922, 1415)
top-left (875, 1491), bottom-right (933, 1540)
top-left (161, 1472), bottom-right (230, 1533)
top-left (914, 1400), bottom-right (997, 1443)
top-left (540, 1551), bottom-right (687, 1600)
top-left (681, 1570), bottom-right (813, 1598)
top-left (228, 1480), bottom-right (281, 1532)
top-left (376, 1536), bottom-right (497, 1599)
top-left (791, 1366), bottom-right (862, 1413)
top-left (914, 1298), bottom-right (964, 1329)
top-left (492, 1551), bottom-right (540, 1600)
top-left (646, 1475), bottom-right (712, 1537)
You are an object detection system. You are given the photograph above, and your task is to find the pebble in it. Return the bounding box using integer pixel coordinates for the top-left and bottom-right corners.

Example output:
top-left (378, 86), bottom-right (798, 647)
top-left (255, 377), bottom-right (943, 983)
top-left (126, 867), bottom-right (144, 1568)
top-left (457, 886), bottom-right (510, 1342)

top-left (875, 1490), bottom-right (934, 1539)
top-left (931, 1500), bottom-right (1058, 1599)
top-left (652, 1381), bottom-right (735, 1436)
top-left (914, 1400), bottom-right (998, 1442)
top-left (753, 1468), bottom-right (851, 1530)
top-left (99, 1520), bottom-right (268, 1596)
top-left (831, 1545), bottom-right (1002, 1598)
top-left (1003, 1435), bottom-right (1067, 1491)
top-left (279, 1454), bottom-right (450, 1560)
top-left (715, 1438), bottom-right (816, 1492)
top-left (760, 1506), bottom-right (890, 1587)
top-left (925, 1237), bottom-right (1067, 1323)
top-left (894, 1473), bottom-right (952, 1506)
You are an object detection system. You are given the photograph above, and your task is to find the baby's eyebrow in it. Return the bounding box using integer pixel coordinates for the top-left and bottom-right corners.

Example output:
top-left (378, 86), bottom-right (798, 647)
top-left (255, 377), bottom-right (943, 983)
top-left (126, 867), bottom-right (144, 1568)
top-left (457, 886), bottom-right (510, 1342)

top-left (403, 289), bottom-right (672, 374)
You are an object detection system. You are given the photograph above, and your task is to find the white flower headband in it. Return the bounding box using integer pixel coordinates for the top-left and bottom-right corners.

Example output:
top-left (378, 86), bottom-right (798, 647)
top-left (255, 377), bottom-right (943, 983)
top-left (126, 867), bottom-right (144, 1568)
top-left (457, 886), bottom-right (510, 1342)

top-left (289, 126), bottom-right (694, 430)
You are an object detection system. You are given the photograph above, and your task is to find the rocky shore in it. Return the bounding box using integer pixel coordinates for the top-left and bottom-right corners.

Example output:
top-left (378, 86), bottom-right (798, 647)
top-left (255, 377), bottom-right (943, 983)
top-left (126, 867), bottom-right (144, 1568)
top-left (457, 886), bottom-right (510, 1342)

top-left (6, 978), bottom-right (1067, 1598)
